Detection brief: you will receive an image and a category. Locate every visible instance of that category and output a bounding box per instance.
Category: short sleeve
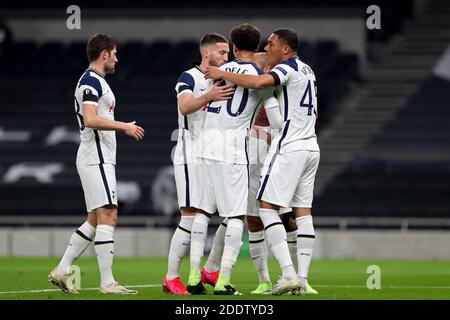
[269,65,290,86]
[175,72,195,97]
[79,76,102,106]
[82,87,99,105]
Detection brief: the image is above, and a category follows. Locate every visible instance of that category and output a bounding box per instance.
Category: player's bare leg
[95,205,136,294]
[214,215,245,296]
[48,212,97,294]
[247,215,272,294]
[293,207,318,295]
[259,201,299,295]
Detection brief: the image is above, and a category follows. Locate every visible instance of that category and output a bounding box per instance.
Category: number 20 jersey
[201,60,278,164]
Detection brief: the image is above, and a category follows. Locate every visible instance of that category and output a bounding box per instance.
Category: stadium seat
[316,76,450,217]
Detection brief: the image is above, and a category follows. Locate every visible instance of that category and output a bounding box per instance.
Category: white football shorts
[174,163,204,209]
[77,163,118,212]
[199,159,248,217]
[247,162,293,217]
[257,148,320,208]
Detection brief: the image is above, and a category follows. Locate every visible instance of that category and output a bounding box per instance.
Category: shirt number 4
[299,80,317,116]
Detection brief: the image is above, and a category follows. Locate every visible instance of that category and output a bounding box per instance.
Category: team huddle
[166,24,320,296]
[47,23,319,296]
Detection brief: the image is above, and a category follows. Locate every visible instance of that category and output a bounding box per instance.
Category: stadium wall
[2,228,450,259]
[0,228,171,257]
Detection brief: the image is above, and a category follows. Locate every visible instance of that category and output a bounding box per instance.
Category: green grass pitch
[1,257,450,300]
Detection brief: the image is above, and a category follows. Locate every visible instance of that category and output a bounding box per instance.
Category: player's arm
[259,88,283,130]
[81,88,144,141]
[252,96,282,145]
[83,105,144,141]
[264,98,283,130]
[205,66,275,89]
[178,82,234,116]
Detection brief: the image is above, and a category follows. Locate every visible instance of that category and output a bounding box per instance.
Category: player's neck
[198,60,209,73]
[281,52,298,61]
[88,63,106,77]
[235,51,255,63]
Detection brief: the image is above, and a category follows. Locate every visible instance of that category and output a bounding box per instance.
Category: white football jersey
[173,65,213,165]
[269,56,320,153]
[201,60,278,164]
[74,69,117,165]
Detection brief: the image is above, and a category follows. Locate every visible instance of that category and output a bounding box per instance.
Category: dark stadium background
[0,0,449,259]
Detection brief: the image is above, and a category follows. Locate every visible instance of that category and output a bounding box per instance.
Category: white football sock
[296,215,315,280]
[94,224,116,288]
[190,213,210,272]
[260,208,296,280]
[56,221,96,274]
[287,230,298,273]
[204,218,227,273]
[166,215,194,280]
[249,230,271,284]
[220,218,244,279]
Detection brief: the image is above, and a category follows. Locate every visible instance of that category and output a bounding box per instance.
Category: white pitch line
[2,284,450,295]
[0,284,160,295]
[315,284,450,289]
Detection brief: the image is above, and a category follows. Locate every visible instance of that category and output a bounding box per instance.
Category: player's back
[201,60,265,164]
[74,68,117,165]
[270,56,319,153]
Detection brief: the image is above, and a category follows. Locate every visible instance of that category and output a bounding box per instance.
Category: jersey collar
[87,68,105,78]
[195,65,205,74]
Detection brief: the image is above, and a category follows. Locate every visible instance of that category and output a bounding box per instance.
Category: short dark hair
[86,34,116,63]
[200,33,228,48]
[230,23,261,52]
[273,28,298,51]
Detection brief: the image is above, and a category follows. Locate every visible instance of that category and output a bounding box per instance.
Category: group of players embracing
[165,23,320,296]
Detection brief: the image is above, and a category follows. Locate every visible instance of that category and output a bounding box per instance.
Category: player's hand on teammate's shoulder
[263,66,272,73]
[206,81,235,101]
[204,66,223,80]
[123,121,145,141]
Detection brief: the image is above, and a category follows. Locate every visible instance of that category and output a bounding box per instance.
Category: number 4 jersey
[201,60,278,164]
[268,56,320,153]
